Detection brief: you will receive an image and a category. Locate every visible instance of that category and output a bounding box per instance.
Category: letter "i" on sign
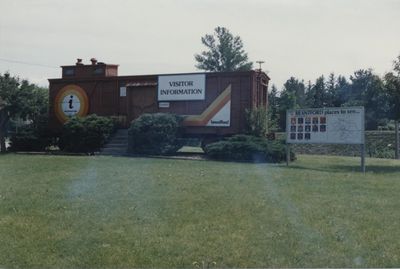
[69,95,74,109]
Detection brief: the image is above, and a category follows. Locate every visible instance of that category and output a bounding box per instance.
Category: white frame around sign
[286,107,365,145]
[157,74,206,101]
[285,106,366,172]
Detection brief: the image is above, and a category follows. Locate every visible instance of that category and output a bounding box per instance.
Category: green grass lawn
[0,153,399,268]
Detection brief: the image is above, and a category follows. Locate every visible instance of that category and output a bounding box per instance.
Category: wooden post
[395,121,399,160]
[361,144,366,173]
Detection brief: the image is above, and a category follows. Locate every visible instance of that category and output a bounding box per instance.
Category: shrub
[244,107,267,137]
[9,115,53,151]
[204,134,295,163]
[59,114,114,153]
[366,140,395,159]
[128,113,183,155]
[9,124,52,151]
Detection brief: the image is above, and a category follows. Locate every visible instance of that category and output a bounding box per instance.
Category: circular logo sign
[54,85,89,123]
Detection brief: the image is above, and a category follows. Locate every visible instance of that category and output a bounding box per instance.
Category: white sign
[159,102,170,108]
[61,94,81,117]
[158,74,205,101]
[120,87,126,97]
[206,101,231,127]
[286,107,365,144]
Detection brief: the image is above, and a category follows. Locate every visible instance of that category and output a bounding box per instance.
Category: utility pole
[256,60,265,71]
[255,61,265,108]
[396,121,399,159]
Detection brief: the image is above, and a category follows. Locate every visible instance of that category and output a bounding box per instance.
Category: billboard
[286,107,365,144]
[158,74,206,101]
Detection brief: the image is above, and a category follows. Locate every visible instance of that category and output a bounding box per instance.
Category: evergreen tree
[194,26,253,72]
[306,75,326,108]
[326,73,340,107]
[268,84,279,122]
[283,77,306,108]
[275,77,304,130]
[335,75,351,105]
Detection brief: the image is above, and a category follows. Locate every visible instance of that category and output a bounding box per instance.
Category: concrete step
[104,143,128,147]
[110,137,128,142]
[113,132,128,136]
[114,129,129,134]
[103,147,126,152]
[102,145,127,150]
[100,129,129,156]
[109,135,128,141]
[102,150,127,154]
[113,131,128,134]
[101,147,128,152]
[101,151,128,156]
[110,138,128,142]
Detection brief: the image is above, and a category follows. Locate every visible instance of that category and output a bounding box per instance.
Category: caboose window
[94,67,104,75]
[63,68,75,76]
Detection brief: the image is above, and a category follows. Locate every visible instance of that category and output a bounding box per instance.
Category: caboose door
[127,86,158,123]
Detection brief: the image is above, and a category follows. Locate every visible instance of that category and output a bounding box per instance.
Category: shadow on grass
[286,163,400,174]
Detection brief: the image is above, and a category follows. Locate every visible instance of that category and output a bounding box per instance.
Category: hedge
[204,134,295,163]
[58,114,114,153]
[128,113,183,155]
[9,124,52,151]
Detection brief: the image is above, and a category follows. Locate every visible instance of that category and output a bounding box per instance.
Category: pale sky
[0,0,399,89]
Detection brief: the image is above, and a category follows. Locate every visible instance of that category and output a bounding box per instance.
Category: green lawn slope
[0,154,399,268]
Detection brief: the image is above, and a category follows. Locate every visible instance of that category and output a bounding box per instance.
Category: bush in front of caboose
[204,134,295,163]
[9,115,53,152]
[128,113,183,155]
[58,114,114,153]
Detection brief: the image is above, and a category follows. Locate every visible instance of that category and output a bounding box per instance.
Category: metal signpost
[286,107,365,172]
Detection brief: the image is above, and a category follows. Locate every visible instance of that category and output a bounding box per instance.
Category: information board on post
[285,107,365,172]
[286,107,365,144]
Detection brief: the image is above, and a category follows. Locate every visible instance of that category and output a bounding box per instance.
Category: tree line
[193,27,400,132]
[268,56,400,131]
[1,26,399,153]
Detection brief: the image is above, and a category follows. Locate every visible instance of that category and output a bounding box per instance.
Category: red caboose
[48,59,270,141]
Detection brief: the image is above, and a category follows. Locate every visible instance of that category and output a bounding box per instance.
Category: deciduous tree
[0,73,48,152]
[384,55,400,158]
[385,55,400,121]
[347,69,389,130]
